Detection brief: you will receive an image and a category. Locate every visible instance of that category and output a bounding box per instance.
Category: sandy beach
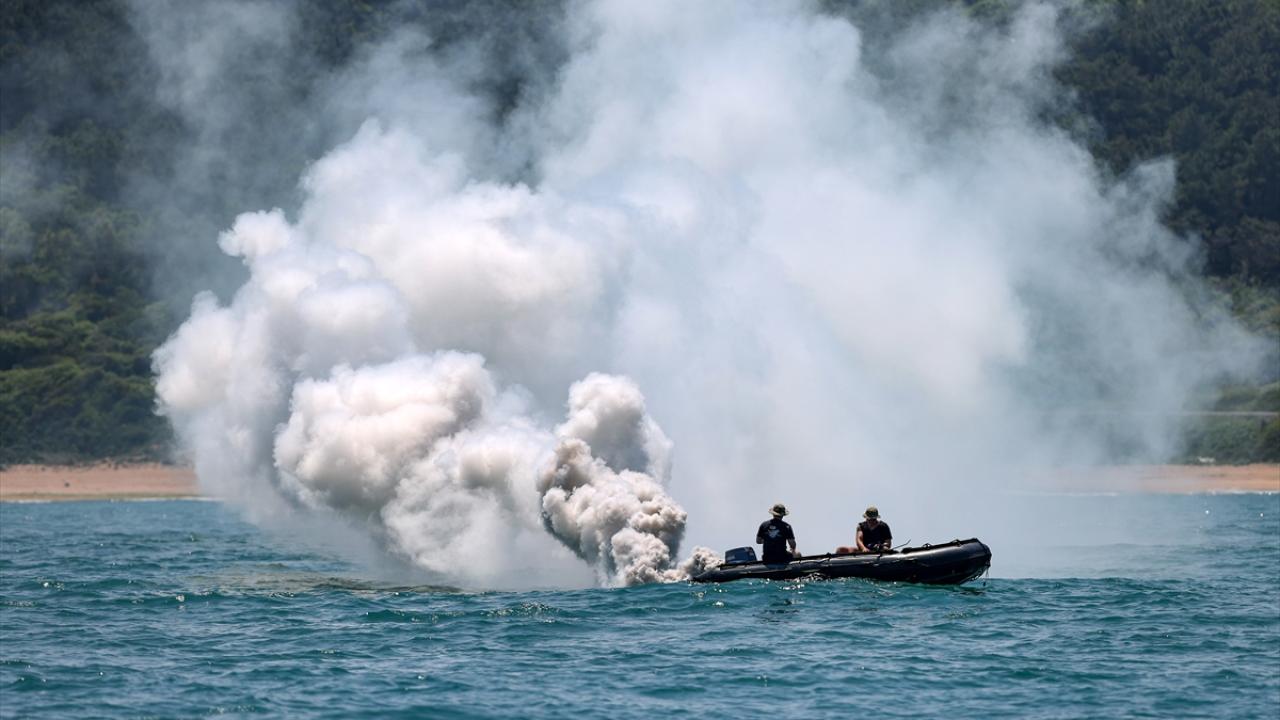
[1042,464,1279,494]
[0,464,199,501]
[0,462,1275,501]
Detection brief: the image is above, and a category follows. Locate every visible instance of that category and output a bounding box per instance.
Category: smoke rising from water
[153,0,1262,585]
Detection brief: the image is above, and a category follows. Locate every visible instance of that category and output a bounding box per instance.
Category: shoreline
[1,462,1276,502]
[0,463,199,502]
[1040,464,1278,495]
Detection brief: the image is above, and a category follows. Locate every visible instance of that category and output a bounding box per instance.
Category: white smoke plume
[154,203,698,586]
[536,374,715,585]
[153,0,1263,584]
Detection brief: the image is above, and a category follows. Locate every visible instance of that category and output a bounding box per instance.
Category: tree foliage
[1,0,176,462]
[1057,0,1280,286]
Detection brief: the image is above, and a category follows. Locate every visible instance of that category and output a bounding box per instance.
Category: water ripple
[2,497,1278,718]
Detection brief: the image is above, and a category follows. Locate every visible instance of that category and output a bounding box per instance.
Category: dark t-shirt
[858,520,892,550]
[757,517,795,563]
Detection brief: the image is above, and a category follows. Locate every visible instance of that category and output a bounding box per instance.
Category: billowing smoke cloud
[153,0,1262,584]
[538,374,721,584]
[154,202,704,586]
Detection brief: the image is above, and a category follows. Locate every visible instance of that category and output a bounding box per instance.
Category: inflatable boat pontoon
[691,538,991,585]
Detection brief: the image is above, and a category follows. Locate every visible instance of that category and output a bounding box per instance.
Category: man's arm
[787,538,797,555]
[856,527,869,553]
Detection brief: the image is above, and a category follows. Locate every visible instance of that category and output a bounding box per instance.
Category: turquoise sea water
[2,494,1277,718]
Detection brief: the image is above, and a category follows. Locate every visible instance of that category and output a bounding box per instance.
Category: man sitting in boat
[835,506,892,554]
[757,503,798,563]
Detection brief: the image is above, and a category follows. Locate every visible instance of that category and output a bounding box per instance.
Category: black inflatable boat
[691,538,991,585]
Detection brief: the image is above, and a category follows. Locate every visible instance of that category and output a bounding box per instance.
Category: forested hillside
[1,0,395,462]
[1,0,1277,464]
[1,0,172,461]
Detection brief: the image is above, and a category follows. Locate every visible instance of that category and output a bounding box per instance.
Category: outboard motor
[724,546,758,564]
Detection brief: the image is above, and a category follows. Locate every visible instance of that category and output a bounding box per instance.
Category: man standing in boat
[757,503,798,563]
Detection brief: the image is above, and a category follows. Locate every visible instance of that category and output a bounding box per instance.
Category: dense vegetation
[1,1,169,462]
[1,0,1277,464]
[0,0,394,463]
[1062,0,1280,286]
